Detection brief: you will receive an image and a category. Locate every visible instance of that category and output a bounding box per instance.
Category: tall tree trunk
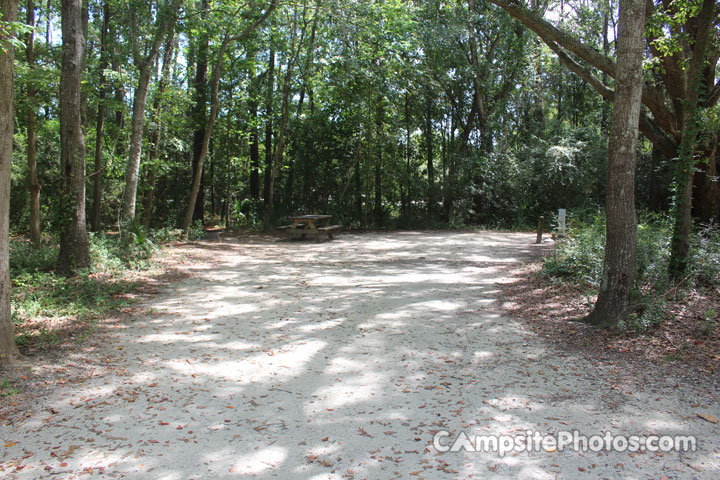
[120,66,153,223]
[425,94,435,216]
[26,0,41,248]
[263,59,297,231]
[374,105,383,226]
[600,9,610,134]
[286,3,319,210]
[120,10,172,225]
[91,0,110,232]
[0,0,22,363]
[401,93,411,218]
[191,0,209,224]
[183,36,231,237]
[585,0,646,329]
[668,0,715,278]
[355,148,362,223]
[182,1,277,237]
[57,0,91,275]
[249,100,260,198]
[263,47,275,205]
[142,33,175,229]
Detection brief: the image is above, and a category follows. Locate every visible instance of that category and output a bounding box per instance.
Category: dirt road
[2,232,718,478]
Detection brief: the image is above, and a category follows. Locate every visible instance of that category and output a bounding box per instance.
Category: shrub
[9,241,57,275]
[542,211,720,332]
[690,223,720,286]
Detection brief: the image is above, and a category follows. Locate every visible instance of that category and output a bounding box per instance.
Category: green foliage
[9,241,58,275]
[0,378,18,397]
[542,211,606,285]
[187,221,205,241]
[621,290,666,333]
[543,212,720,332]
[8,228,177,351]
[232,198,264,230]
[690,224,720,285]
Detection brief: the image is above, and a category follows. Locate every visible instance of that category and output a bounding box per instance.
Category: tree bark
[190,0,209,224]
[0,0,23,363]
[374,101,383,225]
[26,0,41,248]
[249,99,260,198]
[263,47,275,205]
[57,0,91,275]
[141,33,175,229]
[263,58,298,231]
[91,0,110,232]
[120,7,173,224]
[120,65,154,224]
[585,0,646,329]
[668,0,715,278]
[424,93,434,215]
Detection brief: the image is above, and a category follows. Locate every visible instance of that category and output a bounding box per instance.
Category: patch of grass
[661,354,683,363]
[0,378,18,396]
[9,231,169,354]
[701,309,717,337]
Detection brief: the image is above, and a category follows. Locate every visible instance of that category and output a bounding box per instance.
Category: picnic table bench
[277,215,341,241]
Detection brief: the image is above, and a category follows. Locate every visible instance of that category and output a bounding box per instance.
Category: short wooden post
[536,216,544,244]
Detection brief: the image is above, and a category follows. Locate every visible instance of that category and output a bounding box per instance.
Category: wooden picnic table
[277,214,341,241]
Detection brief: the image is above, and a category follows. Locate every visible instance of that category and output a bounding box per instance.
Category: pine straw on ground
[499,245,720,394]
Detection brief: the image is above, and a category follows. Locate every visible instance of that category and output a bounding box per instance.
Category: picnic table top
[288,214,332,221]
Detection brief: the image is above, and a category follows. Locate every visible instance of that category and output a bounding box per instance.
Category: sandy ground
[1,231,719,479]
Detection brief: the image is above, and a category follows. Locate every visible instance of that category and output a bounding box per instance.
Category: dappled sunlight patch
[642,416,693,432]
[308,371,387,411]
[163,339,326,383]
[410,299,463,312]
[225,446,287,474]
[473,350,495,361]
[136,332,217,344]
[101,412,126,424]
[297,318,347,332]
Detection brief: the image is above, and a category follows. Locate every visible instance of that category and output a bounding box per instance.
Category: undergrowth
[8,226,185,352]
[542,211,720,332]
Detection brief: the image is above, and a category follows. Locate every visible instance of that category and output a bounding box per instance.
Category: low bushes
[542,211,720,331]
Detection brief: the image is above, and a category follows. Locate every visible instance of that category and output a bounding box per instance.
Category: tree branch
[548,40,677,158]
[229,0,279,42]
[487,0,617,77]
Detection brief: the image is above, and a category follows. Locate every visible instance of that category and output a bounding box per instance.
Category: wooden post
[536,216,544,244]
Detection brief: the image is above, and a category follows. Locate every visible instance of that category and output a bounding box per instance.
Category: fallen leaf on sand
[697,413,718,424]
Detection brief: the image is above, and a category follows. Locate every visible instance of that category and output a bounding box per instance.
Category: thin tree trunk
[401,93,410,218]
[183,36,232,237]
[264,59,297,231]
[425,93,434,216]
[183,2,277,237]
[249,100,260,198]
[0,0,23,363]
[120,10,173,225]
[26,0,41,248]
[263,47,275,205]
[585,0,646,329]
[142,33,175,229]
[191,0,209,224]
[91,0,110,232]
[120,66,153,223]
[57,0,91,275]
[355,147,362,223]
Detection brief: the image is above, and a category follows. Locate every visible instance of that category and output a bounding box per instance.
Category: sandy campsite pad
[2,231,719,478]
